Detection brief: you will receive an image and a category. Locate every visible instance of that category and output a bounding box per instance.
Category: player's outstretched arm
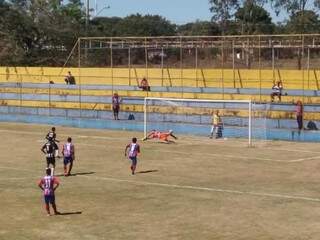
[142,135,149,141]
[124,145,129,156]
[170,133,178,139]
[142,131,154,141]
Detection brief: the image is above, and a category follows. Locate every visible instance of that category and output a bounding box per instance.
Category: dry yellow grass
[1,122,320,240]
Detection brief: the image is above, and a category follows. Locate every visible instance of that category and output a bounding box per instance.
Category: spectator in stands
[65,71,76,85]
[139,77,150,91]
[270,81,283,102]
[295,100,304,132]
[112,92,121,120]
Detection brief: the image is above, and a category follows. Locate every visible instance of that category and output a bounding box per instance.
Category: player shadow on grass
[135,170,158,174]
[55,172,95,177]
[58,211,82,216]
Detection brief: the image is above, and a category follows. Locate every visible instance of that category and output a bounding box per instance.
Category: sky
[91,0,286,25]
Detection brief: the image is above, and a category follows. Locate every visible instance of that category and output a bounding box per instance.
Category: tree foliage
[286,10,320,33]
[235,1,274,34]
[209,0,239,33]
[111,14,176,36]
[270,0,320,15]
[177,21,221,36]
[0,0,320,66]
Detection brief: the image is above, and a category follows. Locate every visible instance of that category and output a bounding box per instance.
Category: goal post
[143,97,254,146]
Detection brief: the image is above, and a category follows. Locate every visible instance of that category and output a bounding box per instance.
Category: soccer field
[1,122,320,240]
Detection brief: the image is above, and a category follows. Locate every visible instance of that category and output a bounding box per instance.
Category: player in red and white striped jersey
[124,137,140,175]
[38,168,60,216]
[62,137,75,176]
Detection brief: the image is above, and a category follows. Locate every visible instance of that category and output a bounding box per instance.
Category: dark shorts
[46,157,55,166]
[129,156,137,165]
[113,106,119,113]
[63,156,73,165]
[44,195,55,204]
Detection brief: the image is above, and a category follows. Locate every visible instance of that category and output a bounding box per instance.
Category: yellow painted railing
[0,87,318,104]
[0,67,319,90]
[1,99,319,120]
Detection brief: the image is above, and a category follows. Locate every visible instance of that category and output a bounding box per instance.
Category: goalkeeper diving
[142,129,178,143]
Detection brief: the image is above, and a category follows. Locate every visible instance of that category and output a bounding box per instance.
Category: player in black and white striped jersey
[41,137,58,175]
[46,127,60,158]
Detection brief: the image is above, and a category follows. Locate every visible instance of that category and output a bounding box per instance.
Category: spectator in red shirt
[112,93,121,120]
[295,100,303,132]
[139,77,150,91]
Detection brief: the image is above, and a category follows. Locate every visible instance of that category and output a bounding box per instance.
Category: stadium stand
[0,67,319,141]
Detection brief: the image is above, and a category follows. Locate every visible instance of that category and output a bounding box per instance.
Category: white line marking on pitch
[66,142,283,162]
[80,175,320,203]
[38,138,318,163]
[1,128,319,163]
[288,156,320,162]
[2,164,320,203]
[267,147,320,154]
[59,142,312,163]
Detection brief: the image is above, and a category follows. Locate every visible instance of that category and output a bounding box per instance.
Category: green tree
[271,0,320,15]
[114,14,176,36]
[235,1,274,34]
[90,17,122,37]
[286,10,320,33]
[270,0,320,33]
[0,0,86,65]
[209,0,269,34]
[177,21,221,36]
[0,0,38,64]
[209,0,239,34]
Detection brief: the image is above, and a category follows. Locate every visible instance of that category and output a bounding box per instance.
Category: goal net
[143,97,268,146]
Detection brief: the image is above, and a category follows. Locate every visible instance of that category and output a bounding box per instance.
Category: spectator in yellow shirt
[210,110,223,139]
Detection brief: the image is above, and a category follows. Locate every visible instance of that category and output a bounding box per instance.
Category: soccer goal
[143,97,268,146]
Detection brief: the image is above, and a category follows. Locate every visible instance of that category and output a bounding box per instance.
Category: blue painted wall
[0,107,319,142]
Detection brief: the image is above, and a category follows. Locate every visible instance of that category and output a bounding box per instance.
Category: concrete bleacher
[1,66,320,90]
[0,67,319,141]
[1,82,320,104]
[0,82,320,119]
[0,82,320,124]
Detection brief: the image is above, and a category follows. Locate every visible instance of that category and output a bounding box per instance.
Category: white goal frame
[143,97,252,146]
